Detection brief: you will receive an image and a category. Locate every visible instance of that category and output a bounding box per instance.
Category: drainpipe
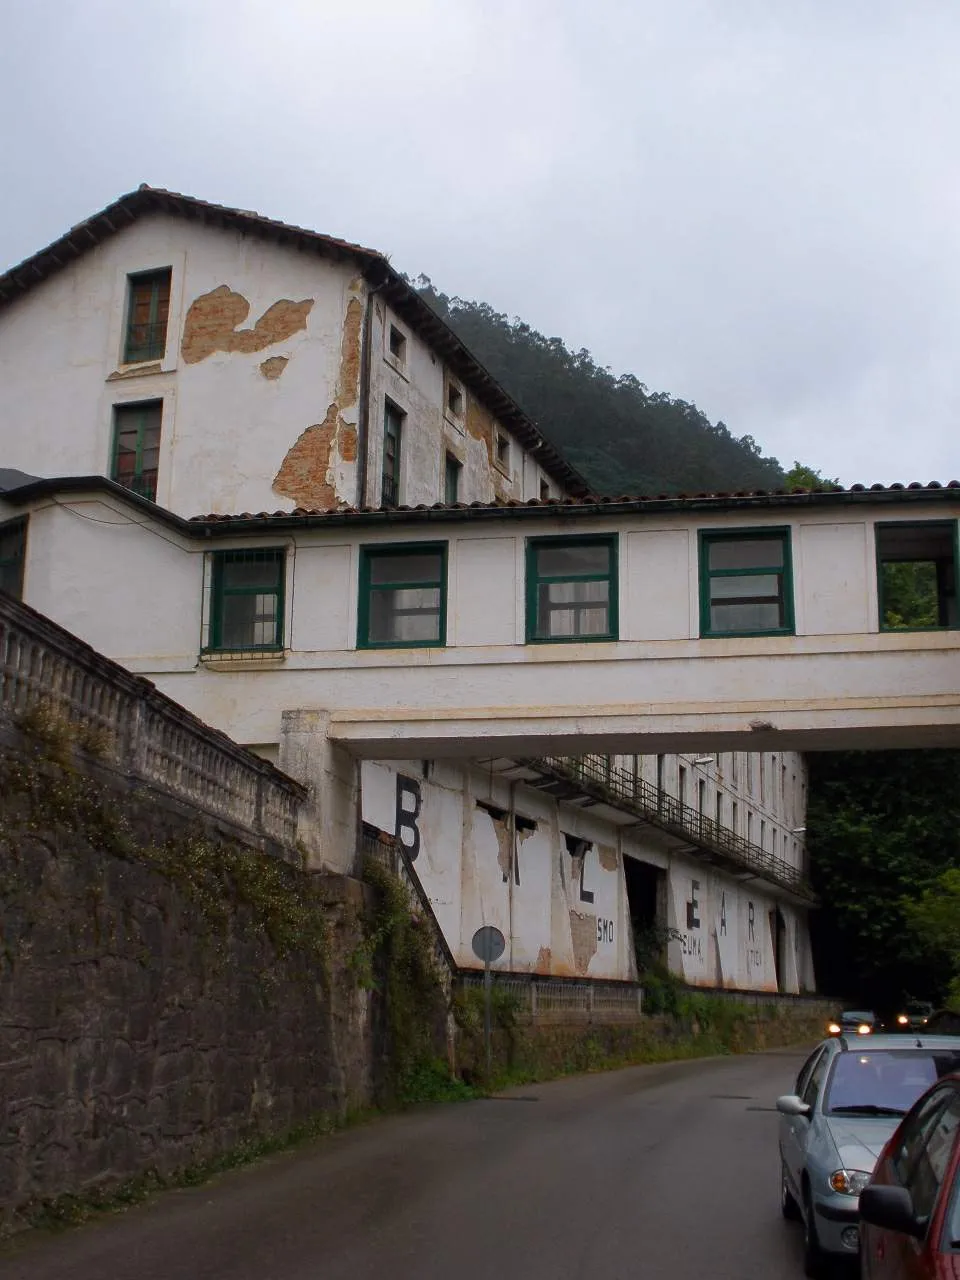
[355,275,387,509]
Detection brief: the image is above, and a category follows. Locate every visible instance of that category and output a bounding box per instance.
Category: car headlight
[827,1022,841,1034]
[897,1014,909,1025]
[857,1023,872,1035]
[829,1169,872,1195]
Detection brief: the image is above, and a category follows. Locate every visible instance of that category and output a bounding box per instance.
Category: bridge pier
[279,710,360,873]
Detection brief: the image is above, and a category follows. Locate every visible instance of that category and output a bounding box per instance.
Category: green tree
[807,750,960,1006]
[902,869,960,1008]
[784,461,842,492]
[412,277,787,496]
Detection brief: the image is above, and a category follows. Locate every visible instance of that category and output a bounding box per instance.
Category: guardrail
[526,754,814,899]
[0,592,306,853]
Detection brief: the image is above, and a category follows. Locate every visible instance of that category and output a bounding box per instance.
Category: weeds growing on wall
[0,715,331,982]
[358,855,468,1104]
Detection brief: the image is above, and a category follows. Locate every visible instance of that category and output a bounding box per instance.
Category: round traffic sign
[471,925,506,964]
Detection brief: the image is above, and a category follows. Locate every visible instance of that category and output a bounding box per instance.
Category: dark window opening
[358,543,447,649]
[382,402,404,507]
[124,268,171,364]
[877,522,957,630]
[0,518,27,599]
[112,401,162,501]
[447,382,464,417]
[388,325,406,362]
[495,431,510,468]
[209,548,285,652]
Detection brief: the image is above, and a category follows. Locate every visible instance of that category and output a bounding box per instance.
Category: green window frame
[0,517,27,600]
[358,542,447,649]
[111,401,163,501]
[699,527,794,637]
[382,401,403,507]
[208,549,285,653]
[444,453,461,505]
[875,521,958,631]
[124,268,171,364]
[525,535,618,643]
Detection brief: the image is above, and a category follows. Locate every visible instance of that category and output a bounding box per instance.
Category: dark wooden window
[382,402,403,507]
[0,518,27,599]
[111,401,162,501]
[124,269,171,363]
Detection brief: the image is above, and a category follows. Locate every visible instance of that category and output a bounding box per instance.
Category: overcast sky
[2,0,958,486]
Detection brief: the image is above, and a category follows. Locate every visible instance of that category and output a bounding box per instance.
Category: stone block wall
[0,729,377,1228]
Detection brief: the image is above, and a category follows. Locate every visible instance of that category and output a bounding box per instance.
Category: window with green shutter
[208,549,285,652]
[699,528,794,636]
[111,401,163,501]
[358,543,447,648]
[525,536,618,642]
[444,453,461,505]
[0,518,26,600]
[124,269,171,363]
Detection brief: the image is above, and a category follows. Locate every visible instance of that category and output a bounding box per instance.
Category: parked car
[778,1033,960,1276]
[827,1010,878,1036]
[859,1070,960,1276]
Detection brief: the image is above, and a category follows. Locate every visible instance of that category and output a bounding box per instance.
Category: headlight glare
[829,1169,872,1195]
[857,1024,872,1035]
[827,1022,841,1034]
[897,1014,909,1025]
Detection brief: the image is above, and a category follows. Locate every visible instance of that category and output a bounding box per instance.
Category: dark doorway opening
[624,856,666,974]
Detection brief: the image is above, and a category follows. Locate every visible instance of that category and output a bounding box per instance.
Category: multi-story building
[0,186,815,992]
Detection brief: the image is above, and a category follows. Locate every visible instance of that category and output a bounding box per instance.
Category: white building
[0,186,818,992]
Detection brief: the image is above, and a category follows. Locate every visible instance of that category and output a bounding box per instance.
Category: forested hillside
[415,278,787,495]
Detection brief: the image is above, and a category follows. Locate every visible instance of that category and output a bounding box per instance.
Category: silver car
[777,1033,960,1276]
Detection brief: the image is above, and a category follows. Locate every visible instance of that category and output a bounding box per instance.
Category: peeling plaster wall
[360,759,808,990]
[0,213,366,517]
[366,304,547,508]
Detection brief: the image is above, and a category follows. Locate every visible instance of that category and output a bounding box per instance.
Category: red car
[860,1070,960,1277]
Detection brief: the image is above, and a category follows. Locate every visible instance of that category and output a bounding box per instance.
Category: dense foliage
[807,750,960,1007]
[414,278,788,495]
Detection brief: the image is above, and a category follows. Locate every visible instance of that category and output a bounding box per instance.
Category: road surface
[1,1047,828,1280]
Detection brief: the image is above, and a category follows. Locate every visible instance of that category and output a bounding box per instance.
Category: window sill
[199,650,287,671]
[107,362,167,381]
[384,353,409,381]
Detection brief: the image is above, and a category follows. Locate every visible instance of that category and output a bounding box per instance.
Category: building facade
[0,187,818,992]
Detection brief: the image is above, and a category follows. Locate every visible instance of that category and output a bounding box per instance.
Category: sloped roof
[2,473,958,539]
[0,185,591,499]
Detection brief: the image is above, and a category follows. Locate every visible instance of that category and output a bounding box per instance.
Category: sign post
[471,925,506,1076]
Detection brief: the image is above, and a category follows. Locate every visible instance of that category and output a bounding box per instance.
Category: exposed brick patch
[181,286,313,364]
[597,845,618,872]
[272,405,339,508]
[466,394,509,501]
[259,356,289,380]
[272,291,364,508]
[569,909,599,975]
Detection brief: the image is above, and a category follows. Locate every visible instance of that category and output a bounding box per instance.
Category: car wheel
[802,1186,824,1278]
[781,1160,801,1221]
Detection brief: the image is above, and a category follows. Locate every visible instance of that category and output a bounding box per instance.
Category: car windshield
[825,1051,960,1116]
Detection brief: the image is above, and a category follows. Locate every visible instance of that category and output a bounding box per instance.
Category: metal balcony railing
[525,754,815,900]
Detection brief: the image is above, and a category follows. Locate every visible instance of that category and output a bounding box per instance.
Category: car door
[782,1046,828,1198]
[866,1084,960,1277]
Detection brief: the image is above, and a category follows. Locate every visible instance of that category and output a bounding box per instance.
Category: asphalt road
[1,1048,834,1280]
